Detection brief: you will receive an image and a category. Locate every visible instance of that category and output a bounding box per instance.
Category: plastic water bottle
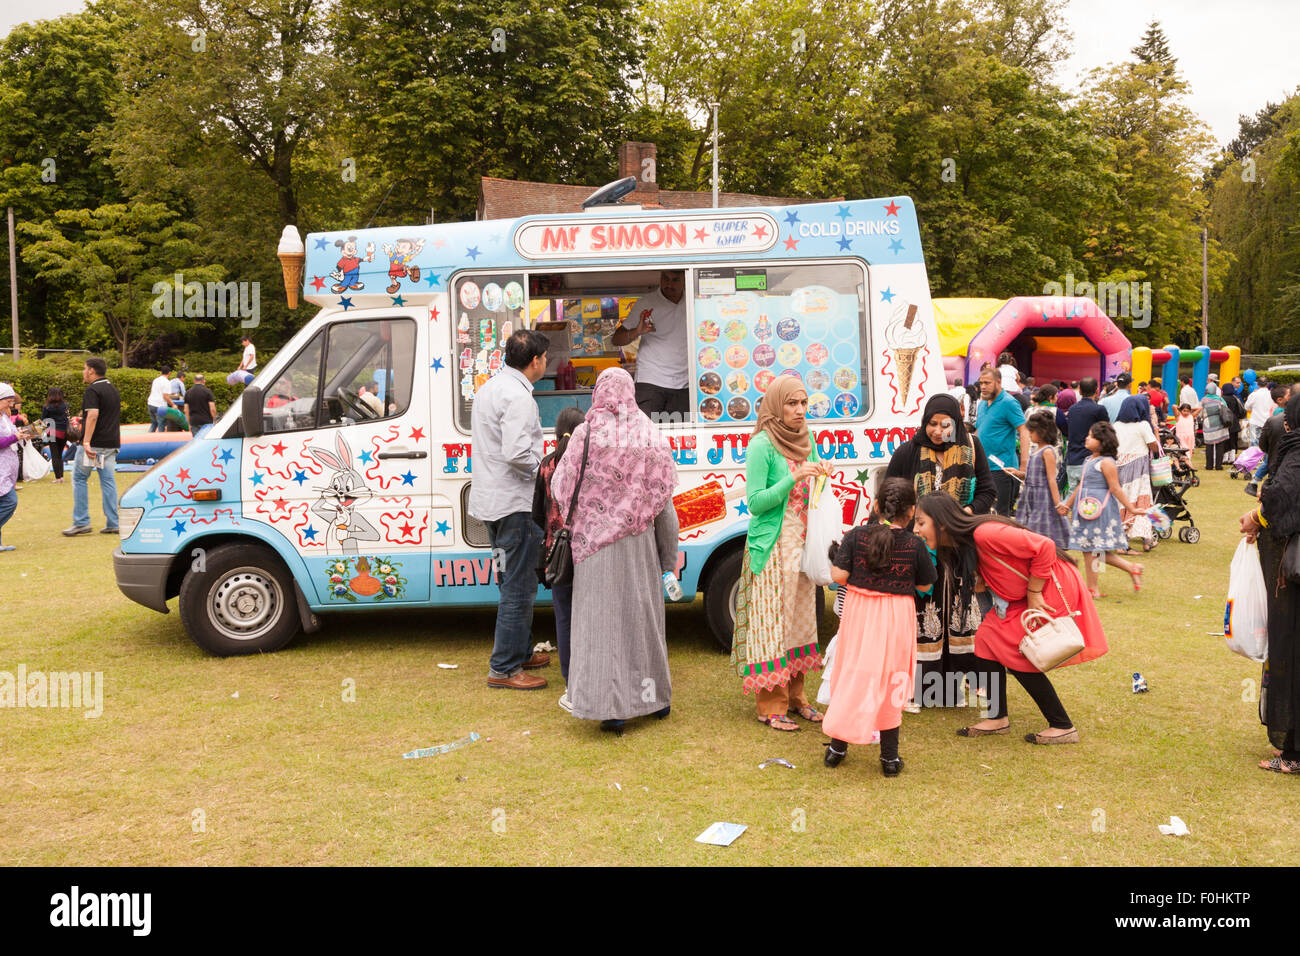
[662,572,683,601]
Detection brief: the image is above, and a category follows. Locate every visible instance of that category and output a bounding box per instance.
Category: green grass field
[1,454,1294,866]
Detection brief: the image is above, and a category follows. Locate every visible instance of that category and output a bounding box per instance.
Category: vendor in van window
[611,270,689,424]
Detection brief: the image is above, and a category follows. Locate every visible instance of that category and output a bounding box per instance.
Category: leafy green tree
[21,203,225,365]
[333,0,640,223]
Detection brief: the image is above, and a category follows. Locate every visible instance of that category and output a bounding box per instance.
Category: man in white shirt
[1245,382,1275,446]
[228,335,257,386]
[611,270,688,423]
[948,376,970,421]
[469,329,552,691]
[1178,375,1199,411]
[147,366,174,433]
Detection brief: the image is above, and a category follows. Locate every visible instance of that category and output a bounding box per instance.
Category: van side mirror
[241,385,264,438]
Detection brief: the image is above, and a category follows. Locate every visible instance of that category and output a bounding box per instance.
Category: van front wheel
[179,543,300,656]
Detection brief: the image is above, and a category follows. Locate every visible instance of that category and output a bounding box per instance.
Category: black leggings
[49,438,66,479]
[969,653,1072,729]
[831,726,900,761]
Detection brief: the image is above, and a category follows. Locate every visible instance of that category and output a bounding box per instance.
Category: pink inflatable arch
[962,296,1132,386]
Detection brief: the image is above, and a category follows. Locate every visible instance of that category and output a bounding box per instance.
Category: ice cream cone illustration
[885,303,925,406]
[278,225,306,310]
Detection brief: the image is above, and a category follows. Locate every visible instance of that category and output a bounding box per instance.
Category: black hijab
[917,394,970,450]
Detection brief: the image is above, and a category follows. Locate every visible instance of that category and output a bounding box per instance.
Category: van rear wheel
[702,548,824,652]
[179,543,300,656]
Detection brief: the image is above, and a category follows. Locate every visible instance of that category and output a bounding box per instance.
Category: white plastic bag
[1225,539,1267,662]
[816,633,837,706]
[20,440,50,481]
[800,477,841,586]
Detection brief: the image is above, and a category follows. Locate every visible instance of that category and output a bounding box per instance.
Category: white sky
[4,0,1297,147]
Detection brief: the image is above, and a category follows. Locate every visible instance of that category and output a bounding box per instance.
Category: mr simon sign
[514,212,780,260]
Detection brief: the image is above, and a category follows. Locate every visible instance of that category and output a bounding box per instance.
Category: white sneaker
[558,692,573,713]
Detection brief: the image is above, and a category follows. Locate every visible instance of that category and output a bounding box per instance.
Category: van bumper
[113,548,173,613]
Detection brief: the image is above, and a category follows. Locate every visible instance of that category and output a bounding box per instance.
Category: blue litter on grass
[402,731,481,760]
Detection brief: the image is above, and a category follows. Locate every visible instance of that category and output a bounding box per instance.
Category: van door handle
[377,451,428,460]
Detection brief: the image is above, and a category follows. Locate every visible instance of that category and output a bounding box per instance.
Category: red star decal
[694,227,708,242]
[176,468,191,481]
[783,236,799,251]
[399,521,415,537]
[271,441,287,456]
[884,200,900,216]
[429,306,440,321]
[274,497,288,511]
[310,276,326,291]
[409,427,426,442]
[752,224,768,239]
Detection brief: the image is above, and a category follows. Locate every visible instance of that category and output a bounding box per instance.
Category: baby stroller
[1229,445,1264,480]
[1158,425,1199,488]
[1153,465,1200,543]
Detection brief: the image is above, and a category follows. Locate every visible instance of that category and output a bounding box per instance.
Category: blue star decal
[880,287,896,303]
[837,236,852,251]
[889,238,904,255]
[424,272,441,288]
[338,296,354,311]
[735,500,750,516]
[171,520,187,536]
[218,448,234,464]
[435,520,450,536]
[390,294,406,307]
[292,469,308,486]
[145,489,160,505]
[400,470,417,486]
[430,357,444,372]
[357,450,374,465]
[466,246,480,260]
[302,524,318,541]
[249,472,265,486]
[836,205,852,220]
[784,210,801,225]
[314,237,329,250]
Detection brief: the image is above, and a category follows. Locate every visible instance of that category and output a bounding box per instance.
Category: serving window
[691,262,870,423]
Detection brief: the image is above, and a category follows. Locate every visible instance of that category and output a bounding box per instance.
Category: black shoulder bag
[542,430,590,588]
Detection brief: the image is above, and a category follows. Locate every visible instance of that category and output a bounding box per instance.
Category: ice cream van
[113,182,943,655]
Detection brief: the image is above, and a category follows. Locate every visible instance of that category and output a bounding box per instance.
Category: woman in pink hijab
[552,368,680,735]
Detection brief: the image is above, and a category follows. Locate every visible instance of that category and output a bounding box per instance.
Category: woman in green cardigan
[731,376,833,731]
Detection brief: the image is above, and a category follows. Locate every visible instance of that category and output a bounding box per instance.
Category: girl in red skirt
[824,478,937,776]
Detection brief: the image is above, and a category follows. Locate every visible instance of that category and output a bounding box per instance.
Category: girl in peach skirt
[824,478,937,776]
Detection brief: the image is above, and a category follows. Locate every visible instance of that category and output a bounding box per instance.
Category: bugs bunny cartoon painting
[308,433,381,554]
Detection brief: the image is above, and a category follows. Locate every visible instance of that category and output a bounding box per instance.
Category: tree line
[0,0,1294,363]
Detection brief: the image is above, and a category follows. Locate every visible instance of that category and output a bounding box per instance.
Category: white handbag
[989,554,1086,671]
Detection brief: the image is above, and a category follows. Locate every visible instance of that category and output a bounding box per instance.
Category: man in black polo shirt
[64,357,122,536]
[183,373,219,437]
[1065,377,1109,492]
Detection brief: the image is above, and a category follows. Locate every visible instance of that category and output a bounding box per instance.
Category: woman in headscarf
[731,376,832,732]
[885,394,995,707]
[1221,382,1247,464]
[1114,395,1159,551]
[1201,385,1232,470]
[1240,394,1300,773]
[551,368,679,735]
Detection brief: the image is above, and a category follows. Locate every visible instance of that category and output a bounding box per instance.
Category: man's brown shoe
[521,652,551,669]
[487,672,548,690]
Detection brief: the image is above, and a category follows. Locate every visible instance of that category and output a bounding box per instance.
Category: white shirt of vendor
[243,342,258,371]
[621,290,688,391]
[1179,384,1198,408]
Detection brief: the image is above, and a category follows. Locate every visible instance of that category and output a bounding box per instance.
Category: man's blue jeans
[483,512,541,677]
[0,487,17,545]
[148,405,165,433]
[72,447,119,529]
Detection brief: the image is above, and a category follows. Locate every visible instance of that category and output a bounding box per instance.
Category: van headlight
[119,508,144,538]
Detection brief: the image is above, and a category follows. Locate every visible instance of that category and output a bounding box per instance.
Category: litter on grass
[696,822,747,846]
[1158,816,1190,836]
[230,691,239,699]
[402,731,481,760]
[1132,672,1149,693]
[437,663,458,669]
[759,758,796,770]
[533,641,557,653]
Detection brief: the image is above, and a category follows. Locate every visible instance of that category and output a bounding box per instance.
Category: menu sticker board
[693,285,862,422]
